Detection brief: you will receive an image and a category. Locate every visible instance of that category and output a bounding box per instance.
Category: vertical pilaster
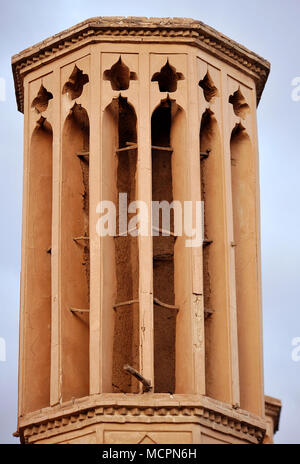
[230,84,264,416]
[18,75,29,417]
[89,47,103,394]
[250,87,265,416]
[50,66,62,406]
[188,51,206,395]
[137,51,154,387]
[220,69,240,408]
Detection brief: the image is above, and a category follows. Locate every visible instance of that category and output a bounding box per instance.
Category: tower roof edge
[12,16,270,113]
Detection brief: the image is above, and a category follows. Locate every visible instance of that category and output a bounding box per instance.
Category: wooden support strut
[113,298,179,312]
[152,226,177,238]
[153,297,179,312]
[204,307,214,319]
[200,149,211,159]
[114,226,138,238]
[123,364,152,392]
[151,145,173,152]
[73,236,90,242]
[113,299,139,310]
[76,151,89,159]
[115,226,177,238]
[116,144,138,153]
[153,253,173,261]
[70,308,90,314]
[126,141,137,146]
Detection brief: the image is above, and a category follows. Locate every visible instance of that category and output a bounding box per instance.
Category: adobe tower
[12,17,280,444]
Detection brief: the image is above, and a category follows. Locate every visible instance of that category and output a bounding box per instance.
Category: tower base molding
[18,394,266,444]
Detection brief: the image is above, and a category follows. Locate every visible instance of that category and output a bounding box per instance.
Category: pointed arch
[151,97,187,394]
[101,96,140,393]
[229,88,250,119]
[62,65,89,100]
[151,59,184,93]
[23,117,53,413]
[151,98,175,393]
[103,56,137,91]
[230,123,262,415]
[199,71,219,102]
[200,109,232,403]
[31,84,53,113]
[61,103,90,401]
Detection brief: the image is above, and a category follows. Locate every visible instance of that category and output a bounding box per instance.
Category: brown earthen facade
[12,17,281,444]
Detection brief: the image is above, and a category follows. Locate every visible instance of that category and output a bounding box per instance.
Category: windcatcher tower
[12,17,277,444]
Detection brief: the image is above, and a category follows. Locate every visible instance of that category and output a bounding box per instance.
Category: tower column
[89,47,103,394]
[50,65,62,406]
[137,51,154,387]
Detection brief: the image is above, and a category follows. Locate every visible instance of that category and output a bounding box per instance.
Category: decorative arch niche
[200,109,232,403]
[151,59,184,93]
[61,103,90,401]
[199,71,219,102]
[229,87,250,119]
[62,65,89,100]
[151,96,187,394]
[31,84,53,113]
[23,117,53,413]
[101,96,139,394]
[103,56,137,91]
[230,123,260,414]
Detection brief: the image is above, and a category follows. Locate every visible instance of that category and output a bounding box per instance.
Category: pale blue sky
[0,0,299,444]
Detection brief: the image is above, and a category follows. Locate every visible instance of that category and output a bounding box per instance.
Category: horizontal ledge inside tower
[70,308,90,314]
[112,298,179,312]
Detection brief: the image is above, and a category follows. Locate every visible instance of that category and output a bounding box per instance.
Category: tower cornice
[12,16,270,113]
